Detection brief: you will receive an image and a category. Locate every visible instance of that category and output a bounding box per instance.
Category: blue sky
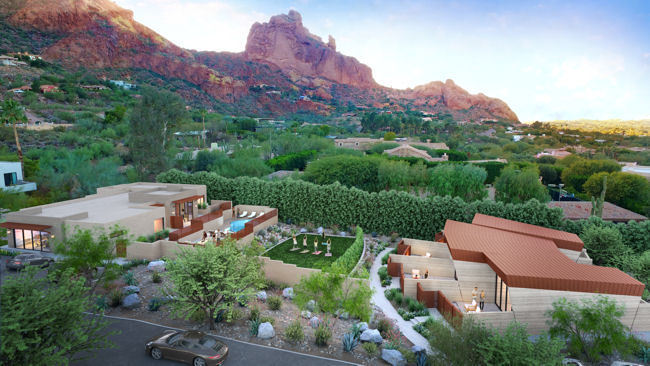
[115,0,650,121]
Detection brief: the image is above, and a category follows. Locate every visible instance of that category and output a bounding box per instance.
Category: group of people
[292,233,332,255]
[201,230,227,243]
[471,286,486,311]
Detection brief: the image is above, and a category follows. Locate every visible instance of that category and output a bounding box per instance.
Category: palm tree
[0,98,27,178]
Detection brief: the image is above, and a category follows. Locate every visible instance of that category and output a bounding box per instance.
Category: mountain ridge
[0,0,518,121]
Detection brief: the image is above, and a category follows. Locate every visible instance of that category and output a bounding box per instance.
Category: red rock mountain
[0,0,518,121]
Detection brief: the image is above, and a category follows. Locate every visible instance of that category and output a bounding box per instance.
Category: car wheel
[193,357,206,366]
[150,347,163,360]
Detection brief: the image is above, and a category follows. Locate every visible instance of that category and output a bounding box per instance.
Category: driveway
[72,316,360,366]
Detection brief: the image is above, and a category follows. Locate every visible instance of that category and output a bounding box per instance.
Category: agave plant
[416,350,428,366]
[249,318,261,337]
[342,332,358,352]
[349,323,362,340]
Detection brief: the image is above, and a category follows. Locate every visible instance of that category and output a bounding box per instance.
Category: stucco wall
[454,260,497,303]
[632,302,650,332]
[404,239,452,259]
[389,254,455,278]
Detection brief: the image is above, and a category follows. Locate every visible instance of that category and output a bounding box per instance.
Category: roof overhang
[0,222,52,231]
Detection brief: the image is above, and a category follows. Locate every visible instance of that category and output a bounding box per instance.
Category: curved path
[370,247,432,354]
[72,315,360,366]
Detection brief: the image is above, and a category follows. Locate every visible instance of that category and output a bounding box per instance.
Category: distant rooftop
[548,201,647,222]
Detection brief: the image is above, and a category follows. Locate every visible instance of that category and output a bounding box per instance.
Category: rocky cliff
[244,10,377,89]
[0,2,519,121]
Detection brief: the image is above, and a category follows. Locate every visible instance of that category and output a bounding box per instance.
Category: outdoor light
[425,252,431,258]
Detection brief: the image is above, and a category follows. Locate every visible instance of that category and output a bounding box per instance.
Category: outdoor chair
[239,211,248,218]
[247,212,256,218]
[256,212,264,218]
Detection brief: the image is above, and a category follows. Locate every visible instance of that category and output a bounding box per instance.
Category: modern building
[383,144,448,162]
[548,201,647,222]
[334,138,448,151]
[387,213,649,333]
[0,161,37,193]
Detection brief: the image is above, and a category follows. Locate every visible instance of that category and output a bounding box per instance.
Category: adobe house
[387,213,649,333]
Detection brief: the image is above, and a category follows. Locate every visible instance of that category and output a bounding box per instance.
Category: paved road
[73,316,359,366]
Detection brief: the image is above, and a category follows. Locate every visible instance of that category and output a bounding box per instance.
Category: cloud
[113,0,267,52]
[552,55,624,89]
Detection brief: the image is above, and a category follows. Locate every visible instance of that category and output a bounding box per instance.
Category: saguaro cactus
[590,175,607,218]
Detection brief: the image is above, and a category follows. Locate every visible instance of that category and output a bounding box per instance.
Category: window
[495,274,511,312]
[4,172,17,186]
[12,229,51,252]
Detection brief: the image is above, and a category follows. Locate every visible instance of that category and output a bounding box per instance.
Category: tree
[584,171,650,215]
[164,239,265,329]
[383,131,396,141]
[429,164,487,202]
[1,266,115,365]
[580,223,631,269]
[52,226,128,289]
[194,150,219,172]
[560,158,620,193]
[494,167,550,204]
[129,87,187,179]
[104,105,126,125]
[547,296,635,362]
[294,264,373,323]
[0,98,27,178]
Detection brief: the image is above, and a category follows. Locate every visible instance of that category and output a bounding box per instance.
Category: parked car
[6,253,55,270]
[145,330,228,366]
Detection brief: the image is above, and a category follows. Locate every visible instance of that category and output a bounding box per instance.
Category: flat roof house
[0,161,37,193]
[548,201,647,222]
[387,213,649,333]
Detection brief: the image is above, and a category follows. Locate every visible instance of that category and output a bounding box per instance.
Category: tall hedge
[333,226,364,273]
[157,169,567,239]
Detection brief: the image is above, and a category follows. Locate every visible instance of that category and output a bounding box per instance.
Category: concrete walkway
[370,247,433,354]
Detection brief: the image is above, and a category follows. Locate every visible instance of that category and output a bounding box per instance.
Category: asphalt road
[72,316,360,366]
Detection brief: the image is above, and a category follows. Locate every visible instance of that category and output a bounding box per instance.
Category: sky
[113,0,650,122]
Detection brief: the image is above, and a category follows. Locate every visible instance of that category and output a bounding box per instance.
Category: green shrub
[249,304,260,321]
[0,249,18,257]
[95,296,108,312]
[378,266,389,281]
[109,289,123,307]
[259,315,275,325]
[148,298,163,311]
[362,341,378,357]
[314,323,332,346]
[226,308,244,323]
[350,323,362,340]
[151,271,162,283]
[284,319,305,343]
[189,309,206,322]
[122,271,138,286]
[249,319,261,336]
[376,318,391,336]
[381,249,396,265]
[268,295,282,311]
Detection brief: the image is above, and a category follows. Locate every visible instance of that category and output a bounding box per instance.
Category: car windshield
[15,255,28,260]
[199,337,222,351]
[167,333,182,344]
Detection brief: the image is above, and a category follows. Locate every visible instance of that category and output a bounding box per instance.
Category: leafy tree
[584,171,650,215]
[266,150,317,171]
[294,264,373,322]
[429,164,487,202]
[494,167,550,204]
[194,150,219,172]
[52,226,128,289]
[377,159,411,191]
[384,131,396,141]
[164,239,265,329]
[303,155,382,192]
[536,155,557,164]
[129,87,186,179]
[367,142,399,155]
[547,296,636,362]
[560,158,620,192]
[1,266,115,365]
[538,164,561,185]
[580,223,631,269]
[0,98,27,177]
[104,105,126,125]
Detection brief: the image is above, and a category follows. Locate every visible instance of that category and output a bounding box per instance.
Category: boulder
[317,226,324,234]
[309,316,321,328]
[256,290,267,302]
[122,285,140,294]
[339,231,347,237]
[147,260,166,272]
[306,299,316,312]
[335,309,349,320]
[257,322,275,339]
[360,329,383,344]
[122,293,142,309]
[282,287,294,299]
[411,345,425,354]
[300,310,311,319]
[381,349,406,366]
[357,322,368,332]
[300,228,307,233]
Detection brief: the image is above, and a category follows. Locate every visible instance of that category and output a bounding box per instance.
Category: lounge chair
[223,228,231,235]
[239,211,248,218]
[256,212,264,218]
[247,212,256,218]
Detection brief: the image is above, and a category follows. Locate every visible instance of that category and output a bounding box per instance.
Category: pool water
[230,219,251,232]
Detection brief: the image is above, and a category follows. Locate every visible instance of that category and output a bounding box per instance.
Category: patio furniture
[256,212,265,218]
[247,212,256,218]
[239,211,248,218]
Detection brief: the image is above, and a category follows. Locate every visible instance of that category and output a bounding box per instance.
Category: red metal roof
[471,213,584,251]
[548,201,647,222]
[444,219,644,297]
[0,222,52,231]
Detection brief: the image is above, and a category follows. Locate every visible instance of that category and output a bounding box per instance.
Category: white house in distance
[0,162,36,193]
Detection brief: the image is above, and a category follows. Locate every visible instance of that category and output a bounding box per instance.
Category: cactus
[342,332,358,352]
[416,351,428,366]
[590,175,607,218]
[249,318,261,336]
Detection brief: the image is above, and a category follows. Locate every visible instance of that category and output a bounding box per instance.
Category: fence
[416,282,438,308]
[386,256,404,277]
[437,290,463,327]
[396,240,411,256]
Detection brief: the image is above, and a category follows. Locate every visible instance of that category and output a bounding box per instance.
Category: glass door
[495,274,511,311]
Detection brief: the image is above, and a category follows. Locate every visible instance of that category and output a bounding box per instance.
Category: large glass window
[495,274,511,312]
[14,229,24,249]
[23,230,33,250]
[4,172,17,186]
[12,229,51,251]
[154,217,164,232]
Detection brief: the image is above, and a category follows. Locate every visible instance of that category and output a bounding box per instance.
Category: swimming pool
[230,219,251,232]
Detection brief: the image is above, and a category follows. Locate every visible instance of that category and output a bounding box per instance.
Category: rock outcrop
[244,10,377,89]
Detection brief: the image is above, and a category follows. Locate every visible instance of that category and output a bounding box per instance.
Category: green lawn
[263,234,356,270]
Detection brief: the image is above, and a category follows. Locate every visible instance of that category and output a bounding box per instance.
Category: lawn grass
[263,234,356,270]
